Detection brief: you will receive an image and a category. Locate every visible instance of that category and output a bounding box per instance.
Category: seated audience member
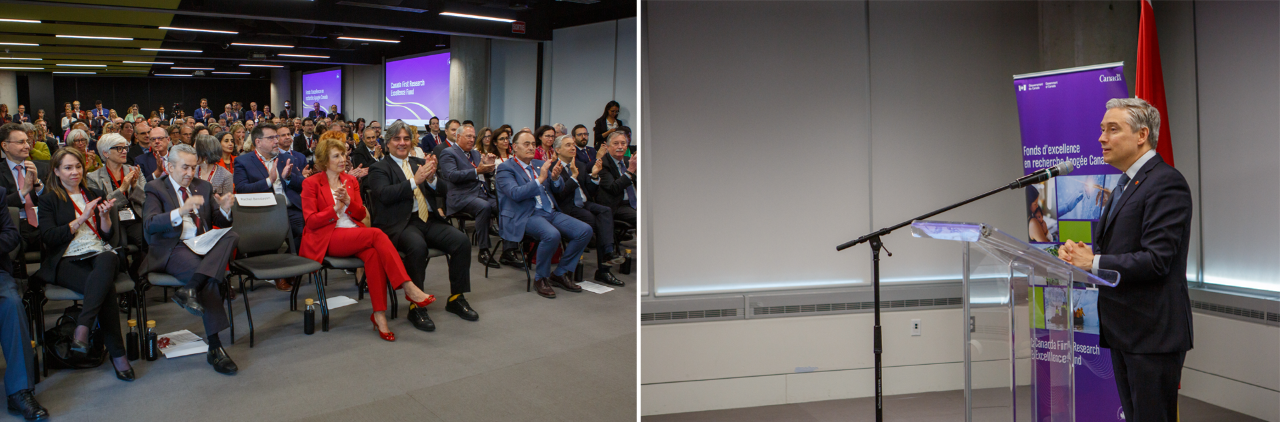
[214,132,236,172]
[419,116,444,152]
[350,127,384,171]
[36,148,134,382]
[434,119,460,156]
[572,124,596,164]
[532,125,556,161]
[65,129,100,172]
[495,131,592,299]
[405,124,426,159]
[438,124,502,268]
[177,124,194,146]
[593,100,624,150]
[143,144,240,375]
[194,134,234,195]
[367,121,478,327]
[327,105,343,122]
[135,126,171,182]
[11,105,29,124]
[122,120,142,164]
[124,105,143,125]
[275,124,309,179]
[301,136,438,341]
[493,127,514,166]
[595,131,638,226]
[550,135,626,286]
[0,186,46,420]
[553,123,567,138]
[230,123,247,153]
[366,120,383,146]
[293,118,318,160]
[244,102,261,123]
[22,123,50,162]
[233,124,305,291]
[0,123,49,256]
[88,134,147,272]
[261,105,274,121]
[195,127,210,138]
[36,119,57,148]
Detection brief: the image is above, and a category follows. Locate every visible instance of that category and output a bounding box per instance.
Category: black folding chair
[227,194,324,347]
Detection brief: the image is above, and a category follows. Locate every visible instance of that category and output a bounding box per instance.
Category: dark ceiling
[0,0,634,78]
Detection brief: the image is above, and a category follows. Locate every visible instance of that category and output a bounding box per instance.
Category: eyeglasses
[149,136,170,141]
[259,135,280,141]
[110,146,128,153]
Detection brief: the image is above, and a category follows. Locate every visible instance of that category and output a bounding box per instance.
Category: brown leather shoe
[549,273,583,293]
[534,277,556,298]
[275,278,293,291]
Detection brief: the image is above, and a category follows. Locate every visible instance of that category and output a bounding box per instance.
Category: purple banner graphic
[303,69,342,115]
[1016,64,1127,421]
[385,52,450,127]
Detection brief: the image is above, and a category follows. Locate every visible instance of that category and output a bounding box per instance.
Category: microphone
[1009,161,1075,189]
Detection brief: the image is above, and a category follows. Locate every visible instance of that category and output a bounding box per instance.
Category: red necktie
[14,165,36,227]
[179,187,202,233]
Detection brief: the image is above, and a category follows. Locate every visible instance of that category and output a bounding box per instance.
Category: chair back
[230,194,291,255]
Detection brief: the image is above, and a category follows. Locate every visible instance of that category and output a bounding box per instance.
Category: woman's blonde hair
[313,131,349,172]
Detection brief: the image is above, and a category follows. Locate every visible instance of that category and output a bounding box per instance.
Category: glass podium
[910,220,1119,422]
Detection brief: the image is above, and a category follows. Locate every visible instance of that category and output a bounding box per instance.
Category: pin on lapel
[1135,180,1140,185]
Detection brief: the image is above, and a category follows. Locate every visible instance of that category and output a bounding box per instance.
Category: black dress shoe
[6,389,48,421]
[476,250,501,269]
[445,295,479,321]
[408,307,436,332]
[172,286,204,316]
[207,347,238,375]
[549,273,583,292]
[499,250,525,267]
[115,368,136,382]
[594,270,625,287]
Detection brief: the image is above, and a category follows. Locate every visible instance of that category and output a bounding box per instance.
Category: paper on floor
[322,295,358,309]
[578,281,614,294]
[158,330,208,358]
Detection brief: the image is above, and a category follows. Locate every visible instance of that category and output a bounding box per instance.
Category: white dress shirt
[167,176,231,240]
[7,158,42,219]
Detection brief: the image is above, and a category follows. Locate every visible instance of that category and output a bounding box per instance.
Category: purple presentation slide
[385,52,450,127]
[303,68,342,115]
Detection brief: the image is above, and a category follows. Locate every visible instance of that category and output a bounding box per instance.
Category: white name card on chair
[235,193,277,207]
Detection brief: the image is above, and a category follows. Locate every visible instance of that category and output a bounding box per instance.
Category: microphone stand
[836,180,1021,422]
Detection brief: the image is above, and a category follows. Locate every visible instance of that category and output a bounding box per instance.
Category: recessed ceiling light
[159,26,237,35]
[0,42,38,46]
[337,36,399,43]
[123,61,173,64]
[118,70,149,72]
[240,64,283,68]
[0,19,40,24]
[1,58,40,61]
[278,53,329,59]
[141,48,201,53]
[57,35,133,41]
[0,66,41,70]
[439,12,515,23]
[155,73,193,77]
[231,42,293,48]
[53,71,95,74]
[172,67,213,70]
[56,64,107,67]
[212,71,250,75]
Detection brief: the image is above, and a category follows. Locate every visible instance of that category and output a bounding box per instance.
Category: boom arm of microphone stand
[836,183,1014,251]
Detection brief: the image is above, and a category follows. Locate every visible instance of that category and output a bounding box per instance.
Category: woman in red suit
[300,137,435,341]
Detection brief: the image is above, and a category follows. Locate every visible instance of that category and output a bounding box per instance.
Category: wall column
[450,35,491,128]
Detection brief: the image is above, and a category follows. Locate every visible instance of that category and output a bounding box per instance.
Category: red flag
[1136,0,1174,167]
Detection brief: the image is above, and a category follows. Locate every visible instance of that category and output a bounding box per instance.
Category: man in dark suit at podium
[1059,98,1192,422]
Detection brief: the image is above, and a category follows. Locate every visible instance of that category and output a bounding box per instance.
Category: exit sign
[512,21,526,34]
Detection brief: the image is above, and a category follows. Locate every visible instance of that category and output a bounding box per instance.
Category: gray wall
[489,39,539,129]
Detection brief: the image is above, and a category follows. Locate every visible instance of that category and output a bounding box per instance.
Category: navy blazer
[142,176,230,274]
[1092,154,1193,354]
[193,108,214,124]
[575,145,597,166]
[232,151,304,209]
[437,146,491,215]
[420,132,444,153]
[0,187,21,275]
[495,158,563,243]
[135,152,165,182]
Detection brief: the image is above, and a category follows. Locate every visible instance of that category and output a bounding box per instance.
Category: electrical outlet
[911,319,921,336]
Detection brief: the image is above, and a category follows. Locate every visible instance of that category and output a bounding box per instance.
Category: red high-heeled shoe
[405,293,436,309]
[370,313,395,342]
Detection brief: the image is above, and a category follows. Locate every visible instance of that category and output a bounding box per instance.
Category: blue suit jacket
[135,152,164,182]
[438,146,490,215]
[420,132,443,153]
[575,145,596,165]
[193,108,214,124]
[495,158,562,242]
[232,151,305,209]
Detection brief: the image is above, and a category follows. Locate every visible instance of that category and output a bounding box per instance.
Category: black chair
[227,194,324,347]
[8,207,38,383]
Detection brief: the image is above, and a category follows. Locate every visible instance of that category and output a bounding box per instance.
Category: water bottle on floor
[304,298,316,335]
[144,320,158,361]
[620,249,632,274]
[126,319,139,361]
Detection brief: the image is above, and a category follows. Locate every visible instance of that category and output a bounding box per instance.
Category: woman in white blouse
[35,148,135,381]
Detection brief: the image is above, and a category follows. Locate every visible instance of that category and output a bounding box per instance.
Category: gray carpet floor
[11,239,637,422]
[643,388,1263,422]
